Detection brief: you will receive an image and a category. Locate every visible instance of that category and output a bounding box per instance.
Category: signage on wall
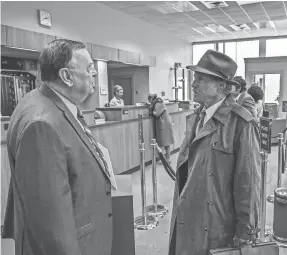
[100,87,108,95]
[282,101,287,112]
[260,117,272,154]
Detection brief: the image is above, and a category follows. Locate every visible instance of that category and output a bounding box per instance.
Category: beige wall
[1,1,193,101]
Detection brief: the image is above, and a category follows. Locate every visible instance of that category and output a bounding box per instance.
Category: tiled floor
[132,145,287,255]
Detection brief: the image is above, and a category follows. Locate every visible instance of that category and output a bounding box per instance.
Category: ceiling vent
[201,1,229,9]
[230,24,251,31]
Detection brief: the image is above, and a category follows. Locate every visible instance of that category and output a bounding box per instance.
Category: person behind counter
[109,85,124,107]
[148,94,175,164]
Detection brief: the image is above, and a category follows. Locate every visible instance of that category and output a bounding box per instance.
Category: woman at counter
[109,85,124,107]
[148,94,175,164]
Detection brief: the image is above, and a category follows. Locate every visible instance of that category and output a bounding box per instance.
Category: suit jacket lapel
[39,84,111,181]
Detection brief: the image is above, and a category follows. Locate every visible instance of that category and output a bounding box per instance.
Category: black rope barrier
[155,144,176,181]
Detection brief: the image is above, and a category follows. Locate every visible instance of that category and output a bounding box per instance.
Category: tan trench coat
[169,95,261,255]
[152,99,175,147]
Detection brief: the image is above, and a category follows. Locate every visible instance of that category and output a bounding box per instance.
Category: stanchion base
[134,215,159,230]
[146,205,168,218]
[267,194,274,203]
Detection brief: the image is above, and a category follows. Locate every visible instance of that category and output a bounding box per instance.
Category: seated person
[109,85,124,107]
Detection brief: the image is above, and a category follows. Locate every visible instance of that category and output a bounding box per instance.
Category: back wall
[1,1,193,100]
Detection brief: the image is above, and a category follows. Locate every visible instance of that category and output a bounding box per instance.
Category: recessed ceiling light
[147,1,199,14]
[208,24,229,32]
[237,1,260,5]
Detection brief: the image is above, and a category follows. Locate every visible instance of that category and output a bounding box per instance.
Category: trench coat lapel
[39,84,111,181]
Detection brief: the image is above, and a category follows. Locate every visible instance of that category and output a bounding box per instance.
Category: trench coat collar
[190,94,236,144]
[38,84,111,181]
[211,94,237,125]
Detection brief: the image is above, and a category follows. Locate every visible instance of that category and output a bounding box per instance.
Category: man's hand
[233,236,253,248]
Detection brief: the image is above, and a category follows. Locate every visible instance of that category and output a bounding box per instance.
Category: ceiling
[100,1,287,43]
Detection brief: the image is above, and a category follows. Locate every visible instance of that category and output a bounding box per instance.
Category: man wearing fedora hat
[169,50,260,255]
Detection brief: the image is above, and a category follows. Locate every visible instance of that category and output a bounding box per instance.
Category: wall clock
[38,10,52,28]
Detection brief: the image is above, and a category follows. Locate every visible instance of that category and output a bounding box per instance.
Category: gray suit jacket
[2,84,113,255]
[237,91,257,119]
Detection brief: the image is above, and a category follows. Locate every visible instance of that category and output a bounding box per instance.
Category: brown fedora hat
[187,50,240,86]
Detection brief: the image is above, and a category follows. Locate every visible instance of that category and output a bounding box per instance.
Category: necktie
[196,110,206,134]
[77,110,110,178]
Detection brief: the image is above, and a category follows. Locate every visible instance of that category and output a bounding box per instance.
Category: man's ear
[218,82,226,91]
[58,68,73,88]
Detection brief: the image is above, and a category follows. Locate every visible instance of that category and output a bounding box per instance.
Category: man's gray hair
[39,39,86,82]
[203,74,233,95]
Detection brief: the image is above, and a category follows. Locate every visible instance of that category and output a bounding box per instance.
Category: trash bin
[273,187,287,243]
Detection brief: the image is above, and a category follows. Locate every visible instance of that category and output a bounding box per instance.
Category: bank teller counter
[82,102,193,175]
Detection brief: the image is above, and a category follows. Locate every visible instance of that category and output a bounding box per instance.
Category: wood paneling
[1,25,7,46]
[91,44,118,61]
[118,49,140,65]
[6,26,56,51]
[90,110,192,174]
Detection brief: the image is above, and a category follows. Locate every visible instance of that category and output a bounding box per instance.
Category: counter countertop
[88,109,193,128]
[95,101,178,111]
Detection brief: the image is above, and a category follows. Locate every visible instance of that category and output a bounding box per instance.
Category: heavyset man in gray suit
[2,39,113,255]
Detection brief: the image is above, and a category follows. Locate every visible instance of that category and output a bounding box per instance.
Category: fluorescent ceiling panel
[237,1,261,5]
[147,1,199,14]
[208,23,229,33]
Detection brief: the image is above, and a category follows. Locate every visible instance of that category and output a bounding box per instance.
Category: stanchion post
[146,139,168,218]
[260,151,268,242]
[151,139,158,213]
[278,133,284,188]
[140,142,147,225]
[134,115,159,230]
